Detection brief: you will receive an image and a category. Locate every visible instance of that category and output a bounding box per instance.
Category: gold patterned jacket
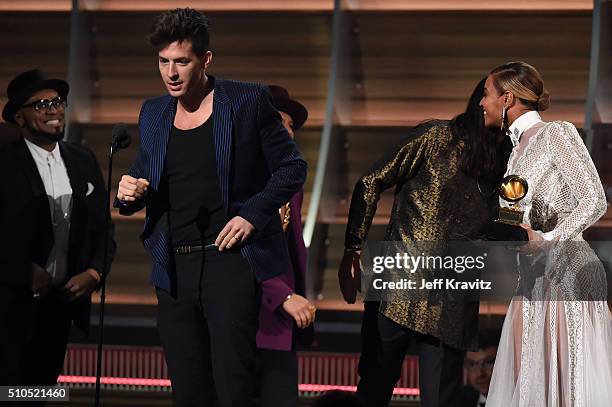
[345,121,499,350]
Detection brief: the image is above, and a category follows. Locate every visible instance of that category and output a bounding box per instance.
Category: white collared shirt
[508,110,543,147]
[25,138,72,283]
[477,393,487,406]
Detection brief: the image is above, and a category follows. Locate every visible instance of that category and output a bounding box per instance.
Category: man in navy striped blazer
[114,8,307,407]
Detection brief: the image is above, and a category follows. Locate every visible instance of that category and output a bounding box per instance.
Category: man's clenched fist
[117,175,150,202]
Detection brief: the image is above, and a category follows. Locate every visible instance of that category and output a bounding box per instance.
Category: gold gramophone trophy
[497,175,528,225]
[486,175,529,241]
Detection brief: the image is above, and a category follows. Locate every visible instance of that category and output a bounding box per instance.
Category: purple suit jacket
[256,189,312,351]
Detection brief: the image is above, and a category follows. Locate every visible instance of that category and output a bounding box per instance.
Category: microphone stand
[94,139,121,407]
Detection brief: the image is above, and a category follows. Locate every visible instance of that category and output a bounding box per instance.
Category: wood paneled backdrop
[0,6,607,305]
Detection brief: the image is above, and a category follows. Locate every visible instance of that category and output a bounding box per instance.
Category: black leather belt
[173,243,218,255]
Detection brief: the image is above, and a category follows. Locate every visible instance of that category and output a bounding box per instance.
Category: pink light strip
[58,376,419,396]
[58,376,171,387]
[298,384,418,396]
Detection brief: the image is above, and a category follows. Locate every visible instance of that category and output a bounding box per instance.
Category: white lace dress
[486,121,612,407]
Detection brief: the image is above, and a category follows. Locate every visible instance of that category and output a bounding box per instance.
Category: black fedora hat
[2,69,69,124]
[268,85,308,130]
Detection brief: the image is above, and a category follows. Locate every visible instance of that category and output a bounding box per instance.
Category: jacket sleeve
[260,276,294,315]
[541,121,607,241]
[113,101,150,216]
[287,189,308,294]
[238,86,308,232]
[344,124,434,250]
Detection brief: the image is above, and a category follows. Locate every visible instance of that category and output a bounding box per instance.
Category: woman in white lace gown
[479,61,612,406]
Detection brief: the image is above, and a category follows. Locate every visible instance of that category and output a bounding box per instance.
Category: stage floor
[46,388,419,407]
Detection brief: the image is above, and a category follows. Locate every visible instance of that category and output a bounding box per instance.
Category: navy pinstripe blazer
[116,77,307,290]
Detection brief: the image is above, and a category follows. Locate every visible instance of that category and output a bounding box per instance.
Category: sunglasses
[21,96,67,112]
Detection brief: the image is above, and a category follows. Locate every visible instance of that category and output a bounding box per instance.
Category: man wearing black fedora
[0,69,115,388]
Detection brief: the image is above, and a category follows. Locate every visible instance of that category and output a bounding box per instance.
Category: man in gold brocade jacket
[338,78,509,407]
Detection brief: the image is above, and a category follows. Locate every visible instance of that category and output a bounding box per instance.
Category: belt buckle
[175,245,192,255]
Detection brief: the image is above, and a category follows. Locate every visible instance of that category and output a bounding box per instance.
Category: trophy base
[485,221,528,242]
[497,207,524,225]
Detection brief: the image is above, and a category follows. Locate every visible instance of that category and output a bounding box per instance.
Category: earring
[500,106,507,133]
[500,93,509,133]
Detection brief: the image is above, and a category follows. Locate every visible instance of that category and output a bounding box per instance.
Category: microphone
[96,121,132,407]
[111,123,131,154]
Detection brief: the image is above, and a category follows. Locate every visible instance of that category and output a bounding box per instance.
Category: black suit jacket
[0,137,115,330]
[116,78,307,290]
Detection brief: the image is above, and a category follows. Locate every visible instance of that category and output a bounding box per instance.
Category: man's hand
[31,263,51,298]
[338,250,361,304]
[282,294,316,329]
[117,175,149,202]
[215,216,255,251]
[64,269,99,300]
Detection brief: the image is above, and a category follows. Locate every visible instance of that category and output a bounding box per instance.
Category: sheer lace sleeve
[541,121,607,241]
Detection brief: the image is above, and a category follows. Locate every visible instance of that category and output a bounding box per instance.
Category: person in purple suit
[256,85,316,407]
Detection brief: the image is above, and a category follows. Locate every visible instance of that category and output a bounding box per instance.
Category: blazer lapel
[14,138,46,198]
[212,78,233,214]
[59,141,85,198]
[151,97,177,191]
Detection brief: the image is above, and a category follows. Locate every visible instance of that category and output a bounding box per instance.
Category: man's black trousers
[357,302,465,407]
[156,249,260,407]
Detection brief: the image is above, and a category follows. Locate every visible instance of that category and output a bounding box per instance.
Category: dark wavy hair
[148,8,210,55]
[450,77,507,180]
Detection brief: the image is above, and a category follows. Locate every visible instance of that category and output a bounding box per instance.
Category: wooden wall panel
[87,12,332,125]
[345,1,592,11]
[0,1,71,11]
[0,12,70,109]
[0,1,593,12]
[346,12,592,125]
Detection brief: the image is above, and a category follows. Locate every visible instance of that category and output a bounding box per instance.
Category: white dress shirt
[25,138,72,284]
[507,110,543,147]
